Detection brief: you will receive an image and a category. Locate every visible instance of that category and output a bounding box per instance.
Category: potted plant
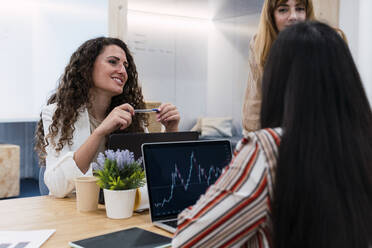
[92,149,146,219]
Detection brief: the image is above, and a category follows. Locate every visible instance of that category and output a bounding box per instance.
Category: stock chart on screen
[143,141,232,218]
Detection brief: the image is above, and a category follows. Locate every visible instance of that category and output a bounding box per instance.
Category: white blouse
[42,103,150,198]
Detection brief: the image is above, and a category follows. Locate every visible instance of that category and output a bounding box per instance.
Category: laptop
[142,140,232,233]
[107,131,199,159]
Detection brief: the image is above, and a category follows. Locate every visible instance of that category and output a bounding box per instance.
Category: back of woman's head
[261,21,372,248]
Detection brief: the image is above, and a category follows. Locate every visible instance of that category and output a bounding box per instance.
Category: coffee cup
[74,176,99,212]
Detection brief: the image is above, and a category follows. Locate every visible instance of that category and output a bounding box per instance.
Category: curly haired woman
[35,37,180,198]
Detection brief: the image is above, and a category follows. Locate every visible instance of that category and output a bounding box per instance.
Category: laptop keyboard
[163,220,178,228]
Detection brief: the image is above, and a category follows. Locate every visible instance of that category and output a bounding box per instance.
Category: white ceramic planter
[103,188,136,219]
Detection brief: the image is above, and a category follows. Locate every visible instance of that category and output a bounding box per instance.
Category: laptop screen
[142,140,232,221]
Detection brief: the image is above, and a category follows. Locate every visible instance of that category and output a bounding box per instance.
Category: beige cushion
[191,117,233,138]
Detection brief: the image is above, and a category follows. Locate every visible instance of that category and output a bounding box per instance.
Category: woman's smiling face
[91,44,129,97]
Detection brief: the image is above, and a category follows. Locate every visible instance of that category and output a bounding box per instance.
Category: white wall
[0,0,107,121]
[0,0,260,134]
[0,0,258,135]
[127,11,258,131]
[0,1,34,121]
[358,0,372,103]
[339,0,372,105]
[207,15,259,131]
[127,12,209,130]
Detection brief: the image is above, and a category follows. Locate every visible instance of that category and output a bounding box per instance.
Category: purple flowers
[91,149,142,171]
[92,149,146,190]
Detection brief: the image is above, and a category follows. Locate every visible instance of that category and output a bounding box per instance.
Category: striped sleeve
[172,129,279,248]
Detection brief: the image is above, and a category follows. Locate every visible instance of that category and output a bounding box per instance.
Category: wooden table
[0,195,173,247]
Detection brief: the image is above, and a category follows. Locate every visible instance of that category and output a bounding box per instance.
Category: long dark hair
[35,37,147,163]
[261,21,372,247]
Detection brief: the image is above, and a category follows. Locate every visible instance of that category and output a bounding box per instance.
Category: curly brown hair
[35,37,148,165]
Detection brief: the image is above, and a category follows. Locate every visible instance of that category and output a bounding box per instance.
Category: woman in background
[172,21,372,248]
[35,37,180,198]
[242,0,346,134]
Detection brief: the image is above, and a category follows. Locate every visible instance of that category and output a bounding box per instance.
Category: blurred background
[0,0,370,195]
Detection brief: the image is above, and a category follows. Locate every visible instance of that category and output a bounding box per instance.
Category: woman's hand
[94,104,134,137]
[156,103,180,132]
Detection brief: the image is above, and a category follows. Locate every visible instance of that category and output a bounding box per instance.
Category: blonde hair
[254,0,315,70]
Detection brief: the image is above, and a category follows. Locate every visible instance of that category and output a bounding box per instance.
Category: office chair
[38,166,49,195]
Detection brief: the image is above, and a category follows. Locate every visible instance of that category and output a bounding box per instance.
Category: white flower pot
[103,188,137,219]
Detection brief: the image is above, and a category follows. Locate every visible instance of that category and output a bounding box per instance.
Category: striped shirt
[172,128,282,248]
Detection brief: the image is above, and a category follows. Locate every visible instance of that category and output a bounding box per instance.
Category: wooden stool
[0,144,20,198]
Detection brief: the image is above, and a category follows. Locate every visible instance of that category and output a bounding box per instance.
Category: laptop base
[154,220,177,234]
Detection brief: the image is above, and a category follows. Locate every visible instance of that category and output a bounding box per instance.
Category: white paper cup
[74,176,99,212]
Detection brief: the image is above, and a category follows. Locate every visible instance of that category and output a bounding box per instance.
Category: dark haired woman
[242,0,346,134]
[172,21,372,248]
[35,37,180,198]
